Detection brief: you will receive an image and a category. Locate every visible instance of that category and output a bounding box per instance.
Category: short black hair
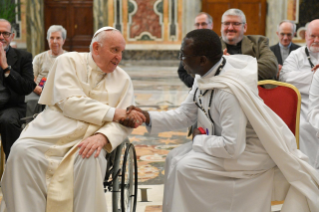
[185,29,222,63]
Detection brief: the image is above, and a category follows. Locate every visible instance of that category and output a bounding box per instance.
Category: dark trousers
[0,106,25,159]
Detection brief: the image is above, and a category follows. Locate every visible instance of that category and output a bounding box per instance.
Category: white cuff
[104,107,115,122]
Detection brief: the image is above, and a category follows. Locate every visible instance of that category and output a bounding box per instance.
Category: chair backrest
[258,80,301,149]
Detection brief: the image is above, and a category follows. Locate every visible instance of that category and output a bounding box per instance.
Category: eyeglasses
[194,22,208,27]
[221,22,245,27]
[178,52,198,60]
[0,31,12,38]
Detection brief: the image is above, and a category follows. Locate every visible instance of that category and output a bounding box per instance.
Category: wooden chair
[258,80,301,148]
[258,80,301,210]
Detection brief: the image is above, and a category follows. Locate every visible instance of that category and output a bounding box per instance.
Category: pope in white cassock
[279,19,319,170]
[124,29,319,212]
[0,27,145,212]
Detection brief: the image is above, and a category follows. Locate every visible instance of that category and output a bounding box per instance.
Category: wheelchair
[104,138,138,212]
[21,102,139,212]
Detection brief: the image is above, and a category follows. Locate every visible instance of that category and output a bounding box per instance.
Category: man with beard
[279,19,319,170]
[0,19,36,159]
[220,9,278,80]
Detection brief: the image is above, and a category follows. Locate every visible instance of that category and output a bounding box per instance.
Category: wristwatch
[3,65,11,77]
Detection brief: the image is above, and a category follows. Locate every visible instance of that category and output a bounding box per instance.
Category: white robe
[0,52,134,212]
[279,46,319,169]
[149,55,319,212]
[308,70,319,168]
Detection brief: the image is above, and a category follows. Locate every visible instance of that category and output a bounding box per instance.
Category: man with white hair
[221,8,278,80]
[270,20,300,76]
[0,27,145,212]
[279,19,319,170]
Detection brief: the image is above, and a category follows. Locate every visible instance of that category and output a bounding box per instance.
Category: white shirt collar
[202,57,223,78]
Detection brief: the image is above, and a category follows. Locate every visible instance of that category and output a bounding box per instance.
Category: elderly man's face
[48,31,65,56]
[277,22,294,47]
[94,30,126,73]
[306,22,319,53]
[221,15,247,45]
[194,14,213,30]
[0,21,14,50]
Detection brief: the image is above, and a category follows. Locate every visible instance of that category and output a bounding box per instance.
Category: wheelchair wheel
[121,143,138,212]
[112,142,138,212]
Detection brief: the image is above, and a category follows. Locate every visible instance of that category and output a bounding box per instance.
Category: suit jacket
[2,47,36,110]
[270,42,301,65]
[221,35,278,80]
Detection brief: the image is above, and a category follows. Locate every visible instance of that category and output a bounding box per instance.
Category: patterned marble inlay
[128,0,163,40]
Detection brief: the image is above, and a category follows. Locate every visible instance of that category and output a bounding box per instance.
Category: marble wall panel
[26,0,44,57]
[129,0,163,40]
[93,0,108,31]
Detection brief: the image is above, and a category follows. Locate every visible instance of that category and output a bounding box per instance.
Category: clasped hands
[0,42,8,70]
[117,105,150,128]
[78,106,148,159]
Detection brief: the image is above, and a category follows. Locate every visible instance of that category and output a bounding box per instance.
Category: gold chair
[258,80,301,148]
[258,80,301,210]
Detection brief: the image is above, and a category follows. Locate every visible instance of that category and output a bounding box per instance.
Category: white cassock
[148,55,319,212]
[308,70,319,165]
[279,46,319,169]
[0,52,134,212]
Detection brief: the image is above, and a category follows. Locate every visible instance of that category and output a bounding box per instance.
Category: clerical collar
[279,42,291,50]
[202,57,223,78]
[226,41,242,55]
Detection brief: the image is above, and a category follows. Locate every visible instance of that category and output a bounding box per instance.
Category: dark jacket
[221,35,278,80]
[270,42,301,65]
[2,46,36,109]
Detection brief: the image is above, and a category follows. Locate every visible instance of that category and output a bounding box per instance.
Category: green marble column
[26,0,44,57]
[93,0,108,31]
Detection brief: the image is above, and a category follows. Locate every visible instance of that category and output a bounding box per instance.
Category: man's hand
[33,85,43,95]
[223,48,230,56]
[276,65,282,79]
[125,105,150,125]
[311,64,319,73]
[192,128,201,141]
[0,42,8,69]
[77,133,108,158]
[114,108,146,128]
[192,127,206,141]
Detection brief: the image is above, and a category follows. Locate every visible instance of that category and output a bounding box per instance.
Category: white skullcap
[93,26,118,38]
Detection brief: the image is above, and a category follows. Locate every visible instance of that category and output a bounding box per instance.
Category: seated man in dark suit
[270,20,300,78]
[0,19,36,159]
[221,9,278,80]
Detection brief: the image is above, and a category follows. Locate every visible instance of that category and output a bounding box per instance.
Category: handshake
[113,105,149,128]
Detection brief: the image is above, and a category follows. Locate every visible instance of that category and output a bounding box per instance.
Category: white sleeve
[279,51,300,82]
[308,71,319,134]
[56,96,115,125]
[32,55,40,78]
[192,91,247,159]
[148,86,198,134]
